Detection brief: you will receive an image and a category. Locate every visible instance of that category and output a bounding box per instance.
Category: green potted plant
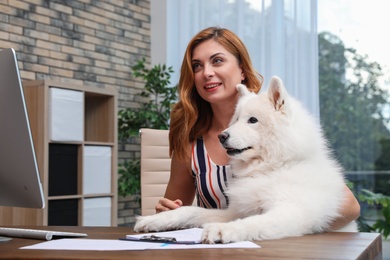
[357,189,390,238]
[347,180,390,239]
[117,58,176,198]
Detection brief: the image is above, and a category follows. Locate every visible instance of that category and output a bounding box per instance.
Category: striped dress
[191,138,233,209]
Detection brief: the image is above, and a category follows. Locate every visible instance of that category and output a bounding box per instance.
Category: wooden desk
[0,226,382,259]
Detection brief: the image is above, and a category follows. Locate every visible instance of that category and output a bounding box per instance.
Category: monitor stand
[0,236,12,242]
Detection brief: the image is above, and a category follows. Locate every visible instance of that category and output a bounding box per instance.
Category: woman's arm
[329,184,361,230]
[155,152,196,213]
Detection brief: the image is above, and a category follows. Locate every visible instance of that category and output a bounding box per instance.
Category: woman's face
[191,39,245,105]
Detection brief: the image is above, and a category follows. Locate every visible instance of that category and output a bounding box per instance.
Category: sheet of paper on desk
[21,238,259,251]
[20,239,159,251]
[21,228,260,250]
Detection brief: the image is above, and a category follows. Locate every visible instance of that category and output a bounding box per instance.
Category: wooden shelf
[0,80,118,226]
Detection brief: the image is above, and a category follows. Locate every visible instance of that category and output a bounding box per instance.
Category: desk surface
[0,226,383,260]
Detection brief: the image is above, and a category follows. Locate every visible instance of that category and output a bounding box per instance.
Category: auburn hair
[169,27,263,161]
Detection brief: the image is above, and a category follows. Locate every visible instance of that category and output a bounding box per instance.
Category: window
[151,0,319,115]
[318,0,390,240]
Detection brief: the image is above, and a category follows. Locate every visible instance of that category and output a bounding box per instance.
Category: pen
[141,235,177,243]
[119,235,200,245]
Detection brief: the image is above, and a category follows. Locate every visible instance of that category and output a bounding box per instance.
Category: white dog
[134,76,357,243]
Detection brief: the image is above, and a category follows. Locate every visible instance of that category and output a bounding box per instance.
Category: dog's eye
[248,117,258,124]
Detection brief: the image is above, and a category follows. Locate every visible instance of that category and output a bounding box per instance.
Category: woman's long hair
[169,27,263,161]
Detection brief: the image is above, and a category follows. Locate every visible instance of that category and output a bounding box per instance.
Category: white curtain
[152,0,319,117]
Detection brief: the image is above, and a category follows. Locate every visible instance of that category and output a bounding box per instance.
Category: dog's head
[218,76,312,172]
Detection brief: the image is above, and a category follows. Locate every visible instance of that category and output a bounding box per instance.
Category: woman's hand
[155,151,195,213]
[155,198,183,213]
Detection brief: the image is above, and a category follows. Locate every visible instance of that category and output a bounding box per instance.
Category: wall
[0,0,150,226]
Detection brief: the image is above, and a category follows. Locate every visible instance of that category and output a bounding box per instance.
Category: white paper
[21,239,158,251]
[21,228,261,251]
[21,238,260,251]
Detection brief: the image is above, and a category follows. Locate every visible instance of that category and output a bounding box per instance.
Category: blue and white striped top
[191,138,233,209]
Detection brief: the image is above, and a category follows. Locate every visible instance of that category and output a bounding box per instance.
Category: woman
[157,26,360,231]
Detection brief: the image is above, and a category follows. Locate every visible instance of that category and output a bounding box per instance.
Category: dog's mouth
[226,147,252,156]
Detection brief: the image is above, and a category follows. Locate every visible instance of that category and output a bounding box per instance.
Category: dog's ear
[268,76,290,114]
[236,84,250,96]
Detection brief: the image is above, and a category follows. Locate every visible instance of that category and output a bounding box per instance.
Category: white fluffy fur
[134,76,357,243]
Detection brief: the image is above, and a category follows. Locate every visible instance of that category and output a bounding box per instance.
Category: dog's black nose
[218,132,229,144]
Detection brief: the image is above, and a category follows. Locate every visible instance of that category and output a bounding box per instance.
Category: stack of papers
[21,228,260,251]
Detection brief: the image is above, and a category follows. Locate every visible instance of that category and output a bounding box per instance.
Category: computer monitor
[0,48,45,209]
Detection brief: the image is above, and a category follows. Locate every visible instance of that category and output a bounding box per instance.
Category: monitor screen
[0,48,45,209]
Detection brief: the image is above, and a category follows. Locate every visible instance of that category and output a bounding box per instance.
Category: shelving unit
[0,80,118,226]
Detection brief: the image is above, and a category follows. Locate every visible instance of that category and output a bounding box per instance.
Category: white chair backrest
[139,128,171,216]
[140,128,197,215]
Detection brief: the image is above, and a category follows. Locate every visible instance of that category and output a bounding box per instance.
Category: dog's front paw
[134,206,201,233]
[134,215,167,232]
[202,222,247,244]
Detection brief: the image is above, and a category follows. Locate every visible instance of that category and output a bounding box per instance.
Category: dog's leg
[134,206,235,232]
[201,204,328,243]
